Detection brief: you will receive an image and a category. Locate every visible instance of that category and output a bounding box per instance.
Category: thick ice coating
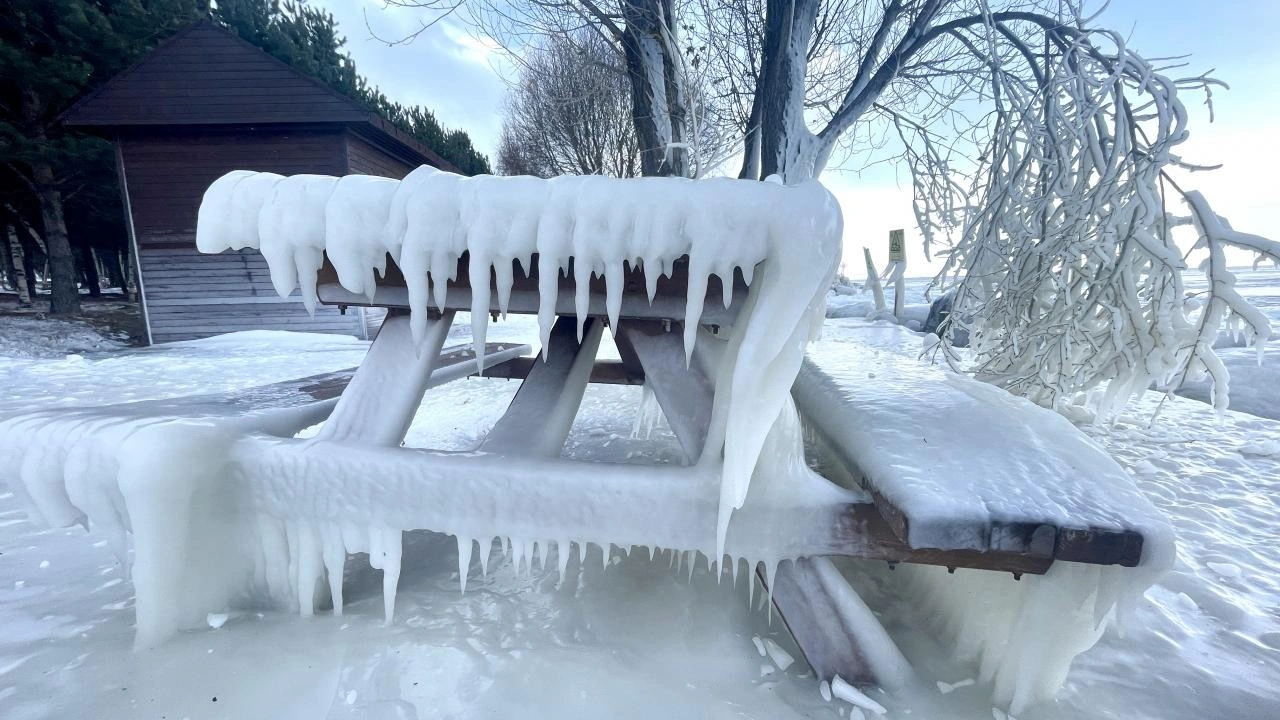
[196,167,845,553]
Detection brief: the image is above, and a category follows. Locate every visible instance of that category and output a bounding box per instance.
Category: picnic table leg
[762,557,911,688]
[616,319,906,687]
[612,320,715,462]
[463,315,603,581]
[311,308,454,622]
[480,316,603,457]
[317,309,457,446]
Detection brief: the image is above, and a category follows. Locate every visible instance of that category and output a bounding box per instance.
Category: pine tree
[0,0,202,313]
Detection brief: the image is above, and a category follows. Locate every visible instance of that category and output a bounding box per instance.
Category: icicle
[456,535,473,596]
[403,264,431,347]
[296,523,321,617]
[687,551,697,583]
[295,251,321,316]
[495,259,514,319]
[601,543,610,574]
[380,529,402,624]
[431,264,450,318]
[285,520,301,598]
[321,526,346,616]
[731,555,740,589]
[748,562,757,607]
[605,261,624,331]
[574,259,592,342]
[479,536,494,578]
[719,269,734,309]
[537,256,560,360]
[556,538,571,583]
[644,257,660,303]
[683,271,708,365]
[575,539,586,570]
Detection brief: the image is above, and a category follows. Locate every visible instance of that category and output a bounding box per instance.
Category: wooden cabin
[61,21,459,344]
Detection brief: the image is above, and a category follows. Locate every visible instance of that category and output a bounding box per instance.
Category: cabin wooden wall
[346,131,418,179]
[119,126,371,343]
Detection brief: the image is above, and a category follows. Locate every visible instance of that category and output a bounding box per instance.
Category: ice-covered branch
[905,3,1275,416]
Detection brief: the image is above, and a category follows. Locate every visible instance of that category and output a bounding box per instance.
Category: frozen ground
[1,302,1278,719]
[0,314,129,361]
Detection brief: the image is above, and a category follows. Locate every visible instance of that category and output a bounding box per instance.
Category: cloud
[438,20,502,68]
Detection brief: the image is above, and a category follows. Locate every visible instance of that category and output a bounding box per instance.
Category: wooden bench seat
[793,340,1165,569]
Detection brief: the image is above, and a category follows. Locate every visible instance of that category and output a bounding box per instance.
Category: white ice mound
[197,167,845,553]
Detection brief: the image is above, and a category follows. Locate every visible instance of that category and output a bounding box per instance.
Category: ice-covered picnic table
[0,167,1174,715]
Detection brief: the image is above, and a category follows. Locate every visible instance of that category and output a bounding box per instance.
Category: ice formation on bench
[198,166,844,553]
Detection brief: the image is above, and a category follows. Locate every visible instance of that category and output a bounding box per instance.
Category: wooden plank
[815,503,1052,575]
[482,357,642,386]
[316,253,747,328]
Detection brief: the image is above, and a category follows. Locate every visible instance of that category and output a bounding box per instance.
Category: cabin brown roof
[62,20,457,172]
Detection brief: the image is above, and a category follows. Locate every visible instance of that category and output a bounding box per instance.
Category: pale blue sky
[319,0,1280,273]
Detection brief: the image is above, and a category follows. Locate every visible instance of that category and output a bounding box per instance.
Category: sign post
[888,229,906,319]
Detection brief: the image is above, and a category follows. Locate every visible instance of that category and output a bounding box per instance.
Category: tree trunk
[101,246,127,292]
[23,90,80,314]
[738,89,763,180]
[2,225,15,290]
[622,0,686,177]
[31,159,81,313]
[758,0,820,182]
[10,215,41,300]
[77,244,102,298]
[6,225,33,306]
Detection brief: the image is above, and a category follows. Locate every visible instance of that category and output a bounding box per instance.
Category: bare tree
[496,32,640,178]
[387,0,1278,414]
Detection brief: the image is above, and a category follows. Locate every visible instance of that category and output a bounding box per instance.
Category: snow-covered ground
[1,295,1278,719]
[0,314,129,361]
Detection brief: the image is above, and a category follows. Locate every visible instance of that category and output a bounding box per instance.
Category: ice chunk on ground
[831,675,887,714]
[763,637,795,671]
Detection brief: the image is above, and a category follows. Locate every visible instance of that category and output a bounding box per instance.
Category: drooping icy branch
[894,6,1276,416]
